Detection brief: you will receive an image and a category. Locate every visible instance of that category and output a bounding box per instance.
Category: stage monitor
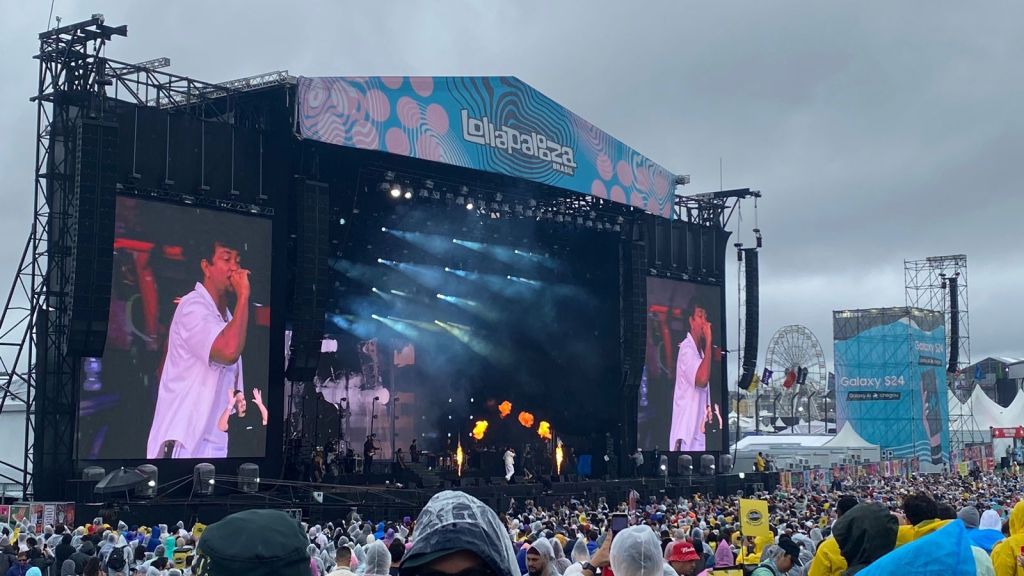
[78,196,273,460]
[637,277,726,452]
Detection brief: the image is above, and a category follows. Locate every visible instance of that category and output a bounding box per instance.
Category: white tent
[824,422,877,449]
[733,423,880,472]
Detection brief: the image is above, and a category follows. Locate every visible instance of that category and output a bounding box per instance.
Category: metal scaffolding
[0,15,289,497]
[905,255,978,454]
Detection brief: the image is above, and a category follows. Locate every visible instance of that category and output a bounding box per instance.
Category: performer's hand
[227,387,237,408]
[703,321,712,345]
[252,387,264,407]
[229,268,251,299]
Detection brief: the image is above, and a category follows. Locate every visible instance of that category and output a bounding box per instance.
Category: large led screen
[78,197,273,459]
[638,278,726,452]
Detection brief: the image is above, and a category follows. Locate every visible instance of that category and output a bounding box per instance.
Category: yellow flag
[749,373,761,390]
[739,498,771,539]
[192,522,207,541]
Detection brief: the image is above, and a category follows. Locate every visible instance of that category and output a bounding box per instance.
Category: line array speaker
[68,119,118,357]
[947,275,959,373]
[286,177,330,382]
[738,248,759,391]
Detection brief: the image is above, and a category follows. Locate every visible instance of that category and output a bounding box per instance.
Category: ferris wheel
[764,325,828,423]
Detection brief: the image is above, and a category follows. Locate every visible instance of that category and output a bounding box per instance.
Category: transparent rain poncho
[609,526,665,576]
[357,540,393,576]
[571,538,590,564]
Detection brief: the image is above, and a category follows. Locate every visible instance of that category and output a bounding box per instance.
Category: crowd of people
[5,469,1024,575]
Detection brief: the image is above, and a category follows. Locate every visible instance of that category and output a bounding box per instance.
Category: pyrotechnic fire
[555,439,564,475]
[498,401,512,418]
[538,420,552,440]
[456,440,464,477]
[471,420,489,440]
[518,411,535,428]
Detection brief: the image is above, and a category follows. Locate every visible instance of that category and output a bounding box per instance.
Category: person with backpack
[105,545,128,575]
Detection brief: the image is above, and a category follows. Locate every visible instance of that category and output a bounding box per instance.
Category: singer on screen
[146,236,252,459]
[669,299,713,451]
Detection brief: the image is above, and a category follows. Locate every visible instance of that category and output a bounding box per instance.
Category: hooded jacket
[858,520,977,576]
[401,491,521,576]
[991,501,1024,576]
[832,504,898,576]
[969,510,1006,556]
[54,535,74,568]
[807,536,845,576]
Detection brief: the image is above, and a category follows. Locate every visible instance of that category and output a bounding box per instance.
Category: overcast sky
[2,1,1021,372]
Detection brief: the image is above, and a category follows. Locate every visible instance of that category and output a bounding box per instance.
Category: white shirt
[504,450,515,467]
[669,333,707,451]
[146,283,244,458]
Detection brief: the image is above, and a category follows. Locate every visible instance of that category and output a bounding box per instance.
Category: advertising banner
[298,76,677,218]
[833,308,950,471]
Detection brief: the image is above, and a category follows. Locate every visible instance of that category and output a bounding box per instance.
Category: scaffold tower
[905,255,978,454]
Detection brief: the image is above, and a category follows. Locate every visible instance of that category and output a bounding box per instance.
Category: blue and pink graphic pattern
[298,76,676,219]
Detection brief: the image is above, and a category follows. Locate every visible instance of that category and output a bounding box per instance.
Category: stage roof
[296,76,677,218]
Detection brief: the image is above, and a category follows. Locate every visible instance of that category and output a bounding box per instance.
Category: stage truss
[905,255,978,453]
[0,15,289,497]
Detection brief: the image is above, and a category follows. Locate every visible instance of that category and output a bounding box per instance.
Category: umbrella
[94,467,146,494]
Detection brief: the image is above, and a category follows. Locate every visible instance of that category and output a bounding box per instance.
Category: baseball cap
[777,538,803,566]
[665,541,700,563]
[193,509,310,576]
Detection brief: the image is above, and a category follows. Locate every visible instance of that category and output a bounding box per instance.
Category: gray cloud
[2,0,1021,369]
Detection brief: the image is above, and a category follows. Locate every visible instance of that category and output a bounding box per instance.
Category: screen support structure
[0,16,285,498]
[905,255,977,456]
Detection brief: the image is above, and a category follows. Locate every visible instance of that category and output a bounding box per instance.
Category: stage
[72,472,779,527]
[0,16,758,515]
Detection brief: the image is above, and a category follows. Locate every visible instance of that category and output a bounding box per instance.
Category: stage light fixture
[495,192,503,202]
[390,185,402,198]
[465,202,475,210]
[404,188,413,200]
[339,217,346,225]
[555,214,564,223]
[436,293,444,299]
[381,226,388,232]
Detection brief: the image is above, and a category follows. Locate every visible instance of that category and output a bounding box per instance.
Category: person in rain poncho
[831,504,898,576]
[808,495,858,576]
[358,541,392,576]
[400,491,521,576]
[524,539,560,576]
[605,526,666,576]
[971,509,1005,556]
[310,544,326,576]
[551,539,571,575]
[857,518,991,576]
[570,538,590,567]
[991,500,1024,576]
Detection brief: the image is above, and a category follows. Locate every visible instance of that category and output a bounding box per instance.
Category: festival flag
[783,370,797,389]
[739,499,771,539]
[748,372,761,391]
[761,368,773,386]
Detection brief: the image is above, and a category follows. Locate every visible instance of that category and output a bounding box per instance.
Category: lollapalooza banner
[297,76,677,219]
[833,308,950,470]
